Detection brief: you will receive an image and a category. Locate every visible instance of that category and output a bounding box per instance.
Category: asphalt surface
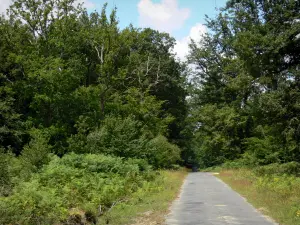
[165,172,277,225]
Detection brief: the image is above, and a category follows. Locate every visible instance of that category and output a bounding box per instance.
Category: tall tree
[188,0,300,167]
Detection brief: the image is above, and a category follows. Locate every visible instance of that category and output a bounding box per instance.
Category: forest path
[165,172,277,225]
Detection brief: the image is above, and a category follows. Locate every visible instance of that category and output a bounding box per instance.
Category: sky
[0,0,228,60]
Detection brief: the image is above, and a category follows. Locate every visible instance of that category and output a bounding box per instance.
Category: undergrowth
[0,153,186,225]
[100,169,187,225]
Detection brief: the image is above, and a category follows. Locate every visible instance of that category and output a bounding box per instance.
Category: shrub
[222,160,247,169]
[0,150,40,196]
[254,162,300,176]
[244,135,282,166]
[50,153,152,176]
[146,135,181,169]
[20,129,52,170]
[0,151,12,196]
[86,116,147,158]
[0,153,157,225]
[0,180,66,225]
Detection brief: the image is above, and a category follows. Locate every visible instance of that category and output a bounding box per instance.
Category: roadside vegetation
[0,151,187,224]
[100,169,187,225]
[1,0,300,224]
[0,0,188,224]
[187,0,300,170]
[186,1,300,225]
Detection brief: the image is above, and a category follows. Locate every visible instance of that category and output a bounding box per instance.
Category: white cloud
[173,23,207,61]
[0,0,12,15]
[75,0,96,9]
[137,0,206,61]
[138,0,190,33]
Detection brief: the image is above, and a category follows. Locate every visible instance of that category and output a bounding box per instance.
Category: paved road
[166,172,277,225]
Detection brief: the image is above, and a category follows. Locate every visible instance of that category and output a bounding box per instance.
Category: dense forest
[0,0,300,224]
[188,0,300,169]
[0,0,187,223]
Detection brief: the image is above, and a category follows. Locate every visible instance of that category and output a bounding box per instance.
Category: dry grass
[216,169,300,225]
[130,211,165,225]
[99,169,188,225]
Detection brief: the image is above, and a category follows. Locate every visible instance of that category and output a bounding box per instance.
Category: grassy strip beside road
[100,169,187,225]
[217,169,300,225]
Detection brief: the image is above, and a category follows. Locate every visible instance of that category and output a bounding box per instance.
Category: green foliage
[0,0,187,224]
[52,153,152,176]
[0,150,12,196]
[0,84,24,152]
[0,181,67,225]
[0,153,156,225]
[190,104,247,168]
[0,0,186,160]
[146,135,181,169]
[96,170,187,225]
[243,136,282,165]
[254,162,300,177]
[86,116,147,157]
[188,0,300,168]
[85,117,181,168]
[20,129,52,170]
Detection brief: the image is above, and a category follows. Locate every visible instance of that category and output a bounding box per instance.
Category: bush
[0,153,157,225]
[254,162,300,176]
[86,116,147,158]
[145,135,181,169]
[222,160,247,169]
[50,153,152,176]
[84,116,182,169]
[0,180,66,225]
[0,149,41,196]
[169,164,181,170]
[0,151,12,196]
[244,135,282,166]
[20,129,52,170]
